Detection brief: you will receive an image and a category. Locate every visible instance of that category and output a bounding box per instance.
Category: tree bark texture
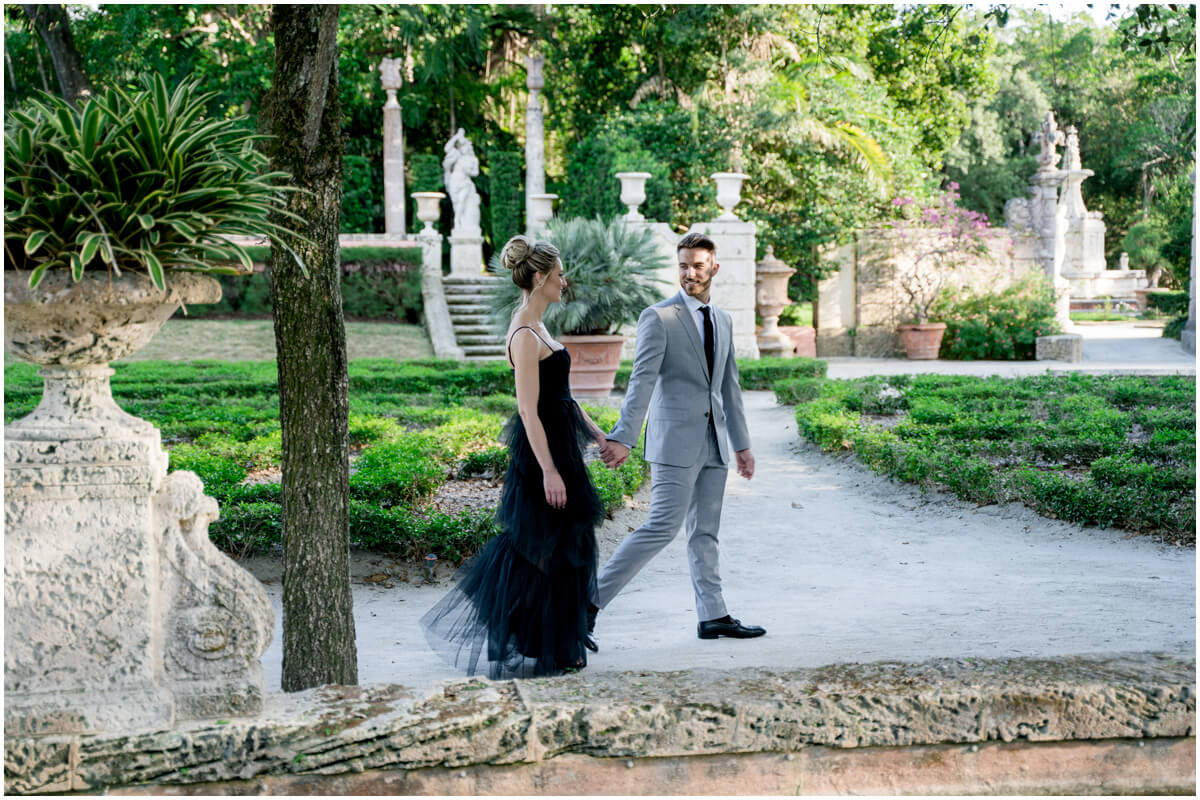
[22,4,92,104]
[264,4,358,691]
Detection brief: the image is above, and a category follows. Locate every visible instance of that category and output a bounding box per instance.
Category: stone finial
[524,54,545,92]
[1064,125,1081,171]
[1034,111,1065,171]
[379,58,403,92]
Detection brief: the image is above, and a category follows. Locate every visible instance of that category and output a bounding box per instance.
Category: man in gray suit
[592,232,765,643]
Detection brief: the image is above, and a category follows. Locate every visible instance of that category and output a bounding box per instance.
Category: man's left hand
[735,449,755,480]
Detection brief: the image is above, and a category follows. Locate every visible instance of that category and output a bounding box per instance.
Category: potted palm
[888,184,993,359]
[489,216,668,396]
[4,75,302,434]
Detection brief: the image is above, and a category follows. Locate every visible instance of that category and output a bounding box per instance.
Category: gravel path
[242,384,1194,699]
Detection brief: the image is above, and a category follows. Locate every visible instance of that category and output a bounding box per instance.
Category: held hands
[543,470,567,509]
[735,449,755,480]
[600,439,630,470]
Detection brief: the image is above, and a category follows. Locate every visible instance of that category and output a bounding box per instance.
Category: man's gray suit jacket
[609,292,751,466]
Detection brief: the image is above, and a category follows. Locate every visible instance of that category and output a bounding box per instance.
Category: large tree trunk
[263,4,358,691]
[22,4,92,104]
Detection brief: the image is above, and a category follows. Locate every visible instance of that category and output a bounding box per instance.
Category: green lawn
[4,319,434,364]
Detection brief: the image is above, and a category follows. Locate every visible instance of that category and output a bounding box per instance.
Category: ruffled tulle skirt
[420,402,604,678]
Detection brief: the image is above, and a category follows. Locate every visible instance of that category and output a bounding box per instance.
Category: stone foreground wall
[6,652,1193,795]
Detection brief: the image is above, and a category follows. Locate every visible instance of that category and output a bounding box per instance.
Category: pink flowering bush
[886,184,994,324]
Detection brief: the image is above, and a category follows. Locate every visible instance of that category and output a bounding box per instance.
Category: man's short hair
[677,232,716,256]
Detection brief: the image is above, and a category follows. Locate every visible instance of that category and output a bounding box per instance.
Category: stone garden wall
[6,652,1193,795]
[815,228,1039,357]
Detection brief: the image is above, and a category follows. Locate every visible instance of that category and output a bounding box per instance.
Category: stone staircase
[443,275,507,360]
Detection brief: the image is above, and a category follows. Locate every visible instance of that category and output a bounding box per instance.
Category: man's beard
[682,276,712,299]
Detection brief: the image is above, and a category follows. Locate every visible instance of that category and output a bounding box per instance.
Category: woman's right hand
[543,470,567,509]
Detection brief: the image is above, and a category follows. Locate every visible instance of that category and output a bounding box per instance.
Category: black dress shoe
[585,604,599,652]
[697,615,766,640]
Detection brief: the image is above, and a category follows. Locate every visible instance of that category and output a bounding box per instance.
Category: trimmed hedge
[781,373,1195,543]
[4,359,651,562]
[189,246,424,321]
[613,356,827,391]
[1146,290,1189,316]
[488,151,523,250]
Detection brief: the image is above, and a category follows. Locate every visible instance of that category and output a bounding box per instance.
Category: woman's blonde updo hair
[500,234,559,290]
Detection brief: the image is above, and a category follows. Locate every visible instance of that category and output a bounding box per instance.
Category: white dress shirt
[679,289,717,353]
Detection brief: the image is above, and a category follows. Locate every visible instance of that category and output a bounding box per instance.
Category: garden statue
[1033,110,1065,172]
[443,128,482,237]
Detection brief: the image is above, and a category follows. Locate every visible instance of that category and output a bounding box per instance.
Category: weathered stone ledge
[5,652,1194,795]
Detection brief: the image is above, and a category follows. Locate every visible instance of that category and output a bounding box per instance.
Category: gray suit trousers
[595,424,729,621]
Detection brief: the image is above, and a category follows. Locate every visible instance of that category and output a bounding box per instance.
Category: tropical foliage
[3,5,1189,292]
[944,6,1195,290]
[488,216,670,336]
[4,75,300,289]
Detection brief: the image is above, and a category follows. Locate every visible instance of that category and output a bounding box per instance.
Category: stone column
[524,54,545,236]
[1030,112,1072,330]
[1183,171,1196,354]
[379,58,405,236]
[691,218,759,358]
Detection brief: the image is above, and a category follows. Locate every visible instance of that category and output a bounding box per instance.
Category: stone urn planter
[615,172,652,222]
[755,246,796,358]
[412,191,445,235]
[711,172,750,220]
[528,193,559,236]
[779,325,817,358]
[897,322,947,360]
[4,270,273,736]
[5,271,222,438]
[560,334,625,398]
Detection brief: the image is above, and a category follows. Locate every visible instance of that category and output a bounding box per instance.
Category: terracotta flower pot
[896,322,947,360]
[560,334,625,398]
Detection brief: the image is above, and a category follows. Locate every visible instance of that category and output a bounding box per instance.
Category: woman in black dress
[420,235,608,677]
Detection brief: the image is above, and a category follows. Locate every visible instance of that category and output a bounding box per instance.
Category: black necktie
[700,306,714,379]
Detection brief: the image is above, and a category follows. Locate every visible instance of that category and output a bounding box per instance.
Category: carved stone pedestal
[4,272,273,736]
[448,234,485,278]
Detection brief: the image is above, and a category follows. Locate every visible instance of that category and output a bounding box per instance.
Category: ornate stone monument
[524,54,546,236]
[4,273,273,736]
[1028,111,1072,328]
[443,128,485,277]
[1058,125,1110,294]
[379,58,406,236]
[1004,113,1145,316]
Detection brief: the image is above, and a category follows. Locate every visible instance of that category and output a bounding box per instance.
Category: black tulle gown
[420,345,604,678]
